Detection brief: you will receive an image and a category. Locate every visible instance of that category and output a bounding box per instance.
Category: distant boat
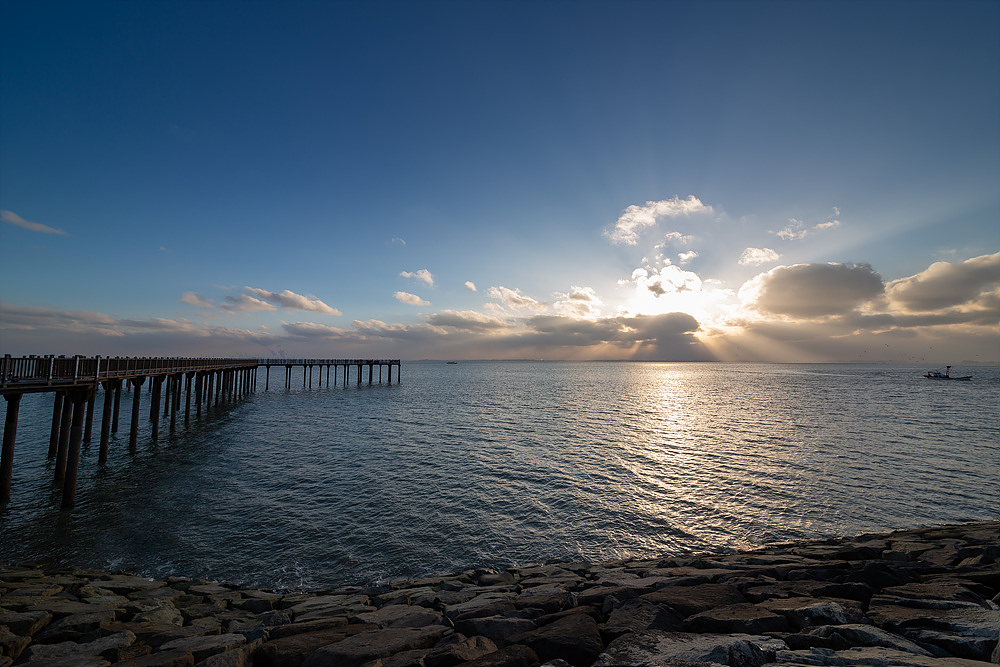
[924,365,972,381]
[446,361,458,365]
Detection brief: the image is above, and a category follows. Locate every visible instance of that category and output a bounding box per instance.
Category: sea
[1,362,997,591]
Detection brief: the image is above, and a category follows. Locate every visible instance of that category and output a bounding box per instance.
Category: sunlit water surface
[2,362,997,589]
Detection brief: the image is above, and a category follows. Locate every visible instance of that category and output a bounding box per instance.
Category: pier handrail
[0,355,258,392]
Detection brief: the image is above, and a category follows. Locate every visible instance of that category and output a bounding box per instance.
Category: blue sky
[2,0,998,361]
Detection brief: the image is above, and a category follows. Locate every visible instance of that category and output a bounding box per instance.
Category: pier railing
[1,355,258,393]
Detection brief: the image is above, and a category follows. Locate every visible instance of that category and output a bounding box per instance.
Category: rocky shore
[2,520,998,667]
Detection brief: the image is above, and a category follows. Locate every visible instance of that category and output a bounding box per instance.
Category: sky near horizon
[1,0,998,362]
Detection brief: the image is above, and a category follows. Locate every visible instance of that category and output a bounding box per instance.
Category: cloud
[771,216,840,241]
[773,218,808,241]
[634,265,702,298]
[739,247,781,266]
[394,291,430,306]
[1,210,67,235]
[243,287,341,314]
[487,286,546,311]
[425,310,509,332]
[391,237,406,245]
[400,269,435,287]
[885,252,1000,312]
[607,196,712,245]
[179,292,216,309]
[740,263,884,318]
[678,251,699,265]
[465,281,477,292]
[656,231,696,248]
[553,286,603,318]
[223,294,277,313]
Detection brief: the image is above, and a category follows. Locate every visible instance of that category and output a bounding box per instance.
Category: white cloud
[553,286,603,318]
[771,216,840,241]
[678,251,699,265]
[392,237,406,245]
[179,292,216,309]
[400,269,435,287]
[243,287,341,315]
[487,286,546,311]
[465,281,477,292]
[223,294,278,313]
[607,196,712,245]
[773,218,808,241]
[739,247,781,266]
[1,210,67,235]
[394,291,430,306]
[656,231,696,248]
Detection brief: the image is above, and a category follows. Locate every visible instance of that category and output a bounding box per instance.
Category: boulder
[681,603,791,634]
[0,609,51,636]
[353,603,444,628]
[805,623,934,656]
[602,598,684,641]
[156,633,246,662]
[460,644,541,667]
[506,611,604,667]
[757,597,866,629]
[640,583,746,618]
[773,645,991,665]
[595,630,788,666]
[454,615,537,646]
[114,648,195,666]
[253,625,377,667]
[300,625,451,667]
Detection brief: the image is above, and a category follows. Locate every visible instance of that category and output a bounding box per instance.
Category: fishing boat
[923,366,972,381]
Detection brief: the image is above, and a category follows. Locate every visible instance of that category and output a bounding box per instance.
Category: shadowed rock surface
[2,520,997,666]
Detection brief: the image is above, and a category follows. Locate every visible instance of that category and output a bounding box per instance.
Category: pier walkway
[0,355,400,508]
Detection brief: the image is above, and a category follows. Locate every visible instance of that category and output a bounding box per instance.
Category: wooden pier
[0,355,400,508]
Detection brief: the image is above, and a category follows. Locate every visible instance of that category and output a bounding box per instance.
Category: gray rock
[758,597,866,629]
[773,645,990,665]
[352,602,444,628]
[34,608,119,642]
[596,630,788,666]
[300,624,451,667]
[0,609,51,635]
[459,644,541,667]
[157,633,246,663]
[602,598,684,640]
[506,611,604,666]
[640,583,747,618]
[454,614,536,646]
[114,648,195,667]
[682,602,791,634]
[806,624,933,656]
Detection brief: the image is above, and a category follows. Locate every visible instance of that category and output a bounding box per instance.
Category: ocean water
[1,362,997,590]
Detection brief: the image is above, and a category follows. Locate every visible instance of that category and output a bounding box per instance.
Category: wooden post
[1,393,22,503]
[150,376,162,440]
[54,397,73,479]
[99,381,113,464]
[111,381,122,432]
[84,390,96,442]
[129,377,144,452]
[48,391,64,457]
[62,390,89,508]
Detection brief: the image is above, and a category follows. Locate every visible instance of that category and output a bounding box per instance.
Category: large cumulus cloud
[885,252,1000,312]
[740,263,884,318]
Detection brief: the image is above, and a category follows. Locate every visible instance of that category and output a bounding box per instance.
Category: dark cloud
[886,252,1000,312]
[425,310,509,332]
[743,263,884,318]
